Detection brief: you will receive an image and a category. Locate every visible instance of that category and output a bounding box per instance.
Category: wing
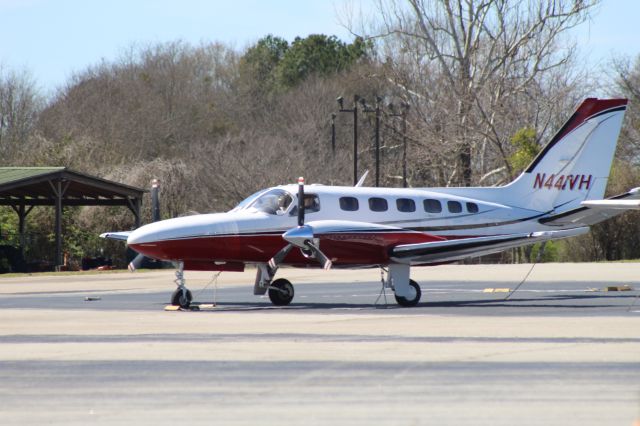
[100,231,132,241]
[540,187,640,227]
[299,220,586,266]
[390,228,588,264]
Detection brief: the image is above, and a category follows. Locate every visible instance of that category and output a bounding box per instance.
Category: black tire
[394,280,421,307]
[268,278,295,306]
[171,288,193,309]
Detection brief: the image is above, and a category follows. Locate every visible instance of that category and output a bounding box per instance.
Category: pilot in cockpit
[276,193,292,215]
[304,195,317,210]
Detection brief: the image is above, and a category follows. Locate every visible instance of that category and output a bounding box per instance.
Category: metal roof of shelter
[0,167,145,270]
[0,167,145,206]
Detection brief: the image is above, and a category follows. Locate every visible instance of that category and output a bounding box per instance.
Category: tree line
[1,0,639,268]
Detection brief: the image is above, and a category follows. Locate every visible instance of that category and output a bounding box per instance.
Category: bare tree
[35,41,238,168]
[612,55,640,163]
[361,0,599,186]
[0,67,42,164]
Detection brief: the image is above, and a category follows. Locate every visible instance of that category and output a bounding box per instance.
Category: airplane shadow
[189,292,639,312]
[420,293,637,309]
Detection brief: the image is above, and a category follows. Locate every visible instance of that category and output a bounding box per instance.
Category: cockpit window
[229,189,268,212]
[247,189,294,215]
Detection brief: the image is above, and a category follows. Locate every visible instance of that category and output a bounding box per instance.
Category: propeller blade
[304,241,333,270]
[282,225,332,270]
[282,181,333,270]
[268,243,293,270]
[297,176,305,226]
[128,253,145,272]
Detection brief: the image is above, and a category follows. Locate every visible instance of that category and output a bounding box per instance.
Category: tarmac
[0,263,639,425]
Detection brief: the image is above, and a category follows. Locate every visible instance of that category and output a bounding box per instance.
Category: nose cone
[283,225,314,248]
[127,213,237,245]
[126,213,241,261]
[127,221,165,245]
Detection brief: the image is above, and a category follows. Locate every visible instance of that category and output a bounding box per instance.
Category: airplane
[102,97,640,309]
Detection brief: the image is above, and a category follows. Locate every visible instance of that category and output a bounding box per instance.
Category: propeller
[128,179,161,272]
[297,176,305,226]
[128,253,145,272]
[267,177,333,271]
[302,241,333,270]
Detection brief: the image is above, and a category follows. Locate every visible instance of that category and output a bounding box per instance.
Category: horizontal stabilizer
[540,187,640,227]
[580,199,640,209]
[100,231,131,241]
[390,228,588,264]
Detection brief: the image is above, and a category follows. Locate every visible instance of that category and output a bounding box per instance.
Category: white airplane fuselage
[127,185,555,269]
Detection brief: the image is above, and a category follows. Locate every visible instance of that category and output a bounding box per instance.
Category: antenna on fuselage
[355,170,369,187]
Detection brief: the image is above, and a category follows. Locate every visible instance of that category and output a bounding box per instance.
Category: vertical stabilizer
[504,98,628,212]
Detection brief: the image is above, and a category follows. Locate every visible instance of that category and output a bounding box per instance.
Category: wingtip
[99,231,132,241]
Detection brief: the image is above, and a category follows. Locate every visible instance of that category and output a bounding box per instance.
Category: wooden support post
[49,179,69,271]
[55,181,62,270]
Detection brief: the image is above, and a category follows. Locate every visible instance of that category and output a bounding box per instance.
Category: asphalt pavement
[0,263,639,425]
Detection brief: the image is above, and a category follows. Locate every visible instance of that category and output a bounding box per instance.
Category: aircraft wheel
[395,280,421,307]
[171,288,193,309]
[268,278,294,306]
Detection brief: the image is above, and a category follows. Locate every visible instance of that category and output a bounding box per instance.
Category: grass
[600,258,640,263]
[0,268,160,279]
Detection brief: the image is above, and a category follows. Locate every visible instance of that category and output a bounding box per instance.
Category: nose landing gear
[171,262,192,309]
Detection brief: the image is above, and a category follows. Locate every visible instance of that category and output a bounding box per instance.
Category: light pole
[330,112,336,156]
[151,179,161,222]
[388,102,410,188]
[337,95,359,186]
[360,96,382,187]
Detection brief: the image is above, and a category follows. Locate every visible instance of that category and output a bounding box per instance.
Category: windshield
[247,189,294,215]
[229,189,268,212]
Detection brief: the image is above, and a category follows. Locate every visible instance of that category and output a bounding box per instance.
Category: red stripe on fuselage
[129,231,445,268]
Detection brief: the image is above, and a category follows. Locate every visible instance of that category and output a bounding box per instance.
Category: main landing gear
[171,262,192,309]
[394,279,421,307]
[268,278,295,306]
[253,263,422,308]
[385,264,422,307]
[253,264,295,306]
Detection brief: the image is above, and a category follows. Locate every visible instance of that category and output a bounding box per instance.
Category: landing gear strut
[171,262,192,309]
[387,264,422,307]
[254,264,295,306]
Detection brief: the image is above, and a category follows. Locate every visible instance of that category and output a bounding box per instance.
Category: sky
[1,0,639,95]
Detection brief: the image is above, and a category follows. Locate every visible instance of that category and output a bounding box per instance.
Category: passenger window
[466,202,479,213]
[290,194,321,215]
[369,197,388,212]
[423,199,442,213]
[396,198,416,213]
[339,197,359,211]
[448,201,462,213]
